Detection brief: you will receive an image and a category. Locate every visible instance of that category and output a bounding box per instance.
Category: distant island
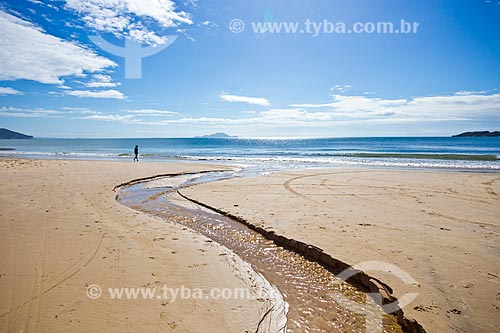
[452,131,500,137]
[0,128,33,139]
[196,132,237,138]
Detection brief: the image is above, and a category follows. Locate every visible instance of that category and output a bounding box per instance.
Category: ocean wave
[176,155,500,170]
[0,150,127,158]
[300,152,499,161]
[2,150,499,170]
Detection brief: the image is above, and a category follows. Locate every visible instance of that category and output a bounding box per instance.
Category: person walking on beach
[134,145,139,162]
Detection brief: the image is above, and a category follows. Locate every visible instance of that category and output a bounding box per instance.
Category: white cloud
[289,102,335,108]
[46,3,60,11]
[131,91,500,127]
[290,91,500,120]
[326,95,408,114]
[220,93,270,106]
[82,114,134,122]
[199,20,217,28]
[330,84,352,93]
[0,106,103,118]
[124,108,334,126]
[61,91,499,130]
[84,74,120,88]
[66,89,126,99]
[260,108,332,121]
[290,95,407,112]
[64,0,192,45]
[184,0,198,8]
[406,93,500,116]
[125,109,178,116]
[0,10,116,84]
[61,107,98,114]
[454,90,487,96]
[127,25,168,45]
[0,106,62,117]
[78,110,177,123]
[0,87,22,95]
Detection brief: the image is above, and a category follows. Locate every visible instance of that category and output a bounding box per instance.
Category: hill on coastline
[0,128,33,139]
[196,132,237,138]
[452,131,500,137]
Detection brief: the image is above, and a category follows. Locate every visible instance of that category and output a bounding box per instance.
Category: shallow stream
[116,170,404,333]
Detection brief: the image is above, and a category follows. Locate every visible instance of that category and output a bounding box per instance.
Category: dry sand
[0,158,273,332]
[181,168,500,332]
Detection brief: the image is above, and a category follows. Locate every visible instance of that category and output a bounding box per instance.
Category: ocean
[1,137,499,172]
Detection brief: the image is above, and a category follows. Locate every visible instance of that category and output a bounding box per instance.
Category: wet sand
[181,168,500,332]
[118,179,404,332]
[0,159,268,332]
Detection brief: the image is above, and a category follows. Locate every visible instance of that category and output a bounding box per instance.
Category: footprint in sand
[447,308,462,316]
[159,312,178,330]
[414,304,439,313]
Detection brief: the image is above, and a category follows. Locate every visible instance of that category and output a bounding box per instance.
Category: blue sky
[0,0,499,138]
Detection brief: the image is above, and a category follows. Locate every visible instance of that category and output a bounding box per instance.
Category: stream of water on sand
[116,170,405,333]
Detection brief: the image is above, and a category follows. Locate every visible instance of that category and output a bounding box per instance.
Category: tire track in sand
[0,201,106,320]
[282,170,376,202]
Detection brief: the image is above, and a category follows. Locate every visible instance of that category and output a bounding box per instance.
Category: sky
[0,0,499,138]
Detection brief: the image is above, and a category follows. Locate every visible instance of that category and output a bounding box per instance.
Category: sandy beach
[1,0,498,331]
[182,168,500,332]
[2,158,500,332]
[0,158,277,332]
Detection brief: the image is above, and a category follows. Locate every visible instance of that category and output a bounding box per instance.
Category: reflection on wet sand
[117,174,404,332]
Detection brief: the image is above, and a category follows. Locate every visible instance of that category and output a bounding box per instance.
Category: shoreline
[1,154,499,174]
